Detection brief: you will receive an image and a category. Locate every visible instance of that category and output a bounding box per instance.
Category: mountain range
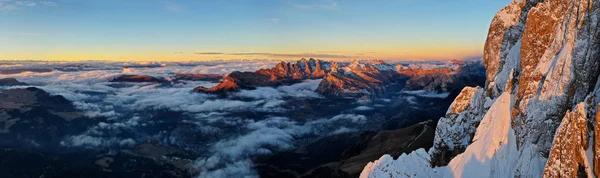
[193,58,485,100]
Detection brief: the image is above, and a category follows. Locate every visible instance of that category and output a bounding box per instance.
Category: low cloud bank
[194,114,367,177]
[1,61,374,178]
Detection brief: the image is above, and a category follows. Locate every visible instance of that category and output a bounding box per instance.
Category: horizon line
[0,57,483,63]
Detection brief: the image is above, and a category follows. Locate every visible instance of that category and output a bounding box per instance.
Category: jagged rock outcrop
[0,78,27,86]
[110,75,166,83]
[542,103,590,177]
[483,0,529,97]
[195,58,331,94]
[316,60,403,97]
[428,86,488,166]
[361,0,600,177]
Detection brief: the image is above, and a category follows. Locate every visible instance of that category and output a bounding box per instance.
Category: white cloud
[291,0,339,11]
[354,106,374,111]
[401,90,450,98]
[0,0,55,11]
[234,79,323,100]
[40,1,56,6]
[326,114,367,124]
[193,114,367,177]
[16,1,36,7]
[0,4,16,11]
[330,127,357,135]
[1,60,374,178]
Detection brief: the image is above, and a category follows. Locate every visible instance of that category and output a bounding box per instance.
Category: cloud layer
[1,59,456,178]
[0,60,380,178]
[0,0,56,11]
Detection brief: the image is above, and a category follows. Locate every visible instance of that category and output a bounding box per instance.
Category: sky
[0,0,511,61]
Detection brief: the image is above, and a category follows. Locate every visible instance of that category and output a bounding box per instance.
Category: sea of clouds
[0,60,373,178]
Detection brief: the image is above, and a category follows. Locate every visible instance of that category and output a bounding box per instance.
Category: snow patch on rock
[361,92,518,178]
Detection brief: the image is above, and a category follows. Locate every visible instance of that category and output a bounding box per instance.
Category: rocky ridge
[428,86,489,166]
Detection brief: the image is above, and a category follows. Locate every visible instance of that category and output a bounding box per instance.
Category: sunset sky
[0,0,510,61]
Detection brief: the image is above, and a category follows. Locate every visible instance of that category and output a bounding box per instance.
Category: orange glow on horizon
[0,44,484,62]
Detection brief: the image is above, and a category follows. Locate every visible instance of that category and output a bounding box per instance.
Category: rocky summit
[0,78,28,86]
[193,75,256,94]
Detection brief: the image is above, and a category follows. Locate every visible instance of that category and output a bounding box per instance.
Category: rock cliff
[360,0,600,177]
